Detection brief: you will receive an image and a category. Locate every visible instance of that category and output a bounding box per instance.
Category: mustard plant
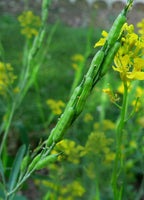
[0,0,136,199]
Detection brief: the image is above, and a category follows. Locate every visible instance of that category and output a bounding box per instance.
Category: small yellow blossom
[94,30,108,48]
[137,18,144,36]
[104,152,115,165]
[13,87,20,93]
[137,117,144,128]
[83,113,93,122]
[60,181,85,197]
[46,99,65,115]
[0,62,17,95]
[132,99,141,111]
[93,119,115,131]
[117,82,131,94]
[136,86,144,97]
[85,131,114,156]
[113,24,144,81]
[71,54,84,62]
[52,139,84,164]
[72,63,79,71]
[18,11,41,38]
[103,119,115,131]
[71,54,84,71]
[84,162,96,179]
[129,141,137,149]
[103,88,119,103]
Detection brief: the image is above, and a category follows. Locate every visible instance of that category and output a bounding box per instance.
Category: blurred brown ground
[0,0,144,30]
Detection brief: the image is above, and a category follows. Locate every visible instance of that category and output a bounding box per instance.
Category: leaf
[0,159,5,185]
[8,145,26,192]
[14,122,29,151]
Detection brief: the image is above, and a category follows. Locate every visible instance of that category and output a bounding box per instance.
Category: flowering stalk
[112,81,128,200]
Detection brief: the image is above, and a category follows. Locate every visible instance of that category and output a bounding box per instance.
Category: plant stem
[0,103,16,156]
[112,81,128,200]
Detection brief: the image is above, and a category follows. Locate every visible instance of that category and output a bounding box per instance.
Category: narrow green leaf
[14,122,29,151]
[8,145,26,192]
[0,159,5,185]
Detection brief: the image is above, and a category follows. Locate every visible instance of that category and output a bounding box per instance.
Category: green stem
[112,81,128,200]
[0,103,16,156]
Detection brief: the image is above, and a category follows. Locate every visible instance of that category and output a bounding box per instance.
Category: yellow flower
[102,119,115,131]
[46,99,65,115]
[83,113,93,122]
[18,11,41,38]
[71,54,84,62]
[137,18,144,36]
[137,117,144,128]
[129,141,137,149]
[60,181,85,197]
[13,87,20,93]
[0,62,17,95]
[93,119,115,131]
[104,152,115,165]
[136,86,144,97]
[71,54,84,71]
[94,30,108,48]
[85,131,114,156]
[103,88,119,103]
[84,162,96,179]
[117,82,131,94]
[113,24,144,81]
[132,99,141,111]
[72,63,79,71]
[53,139,84,164]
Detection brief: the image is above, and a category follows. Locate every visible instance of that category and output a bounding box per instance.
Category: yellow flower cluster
[103,88,119,103]
[83,113,93,122]
[71,54,84,71]
[0,62,17,95]
[113,23,144,81]
[83,131,115,178]
[85,131,114,156]
[60,181,85,198]
[35,179,85,200]
[137,18,144,36]
[93,119,115,131]
[46,99,65,115]
[18,11,41,38]
[117,82,131,94]
[94,23,144,81]
[52,139,84,164]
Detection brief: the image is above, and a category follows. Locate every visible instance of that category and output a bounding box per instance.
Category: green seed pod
[66,85,83,109]
[76,77,93,115]
[86,50,105,78]
[35,154,58,170]
[107,12,126,46]
[20,155,30,173]
[100,41,121,77]
[46,107,75,147]
[28,154,41,172]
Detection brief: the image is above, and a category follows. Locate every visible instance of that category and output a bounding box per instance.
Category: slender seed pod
[35,154,58,170]
[41,0,51,25]
[100,41,121,78]
[28,154,41,172]
[66,85,83,109]
[20,155,30,173]
[46,107,75,147]
[86,50,105,79]
[76,77,93,115]
[107,12,126,46]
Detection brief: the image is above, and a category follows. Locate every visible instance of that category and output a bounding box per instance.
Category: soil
[0,0,144,29]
